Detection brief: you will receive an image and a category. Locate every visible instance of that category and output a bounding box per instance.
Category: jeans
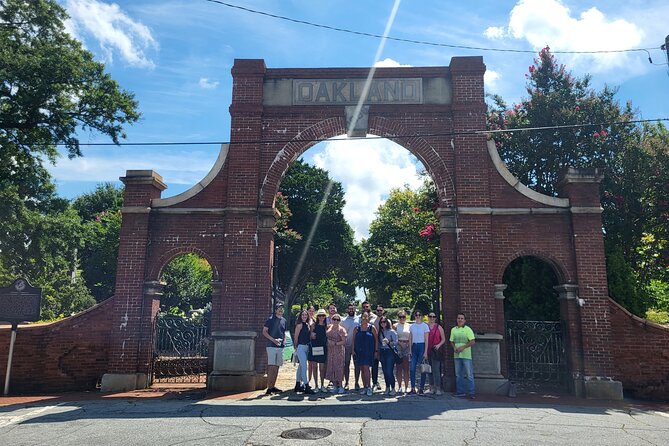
[372,357,379,385]
[380,349,396,389]
[454,358,475,395]
[430,355,442,389]
[295,344,309,384]
[410,343,427,390]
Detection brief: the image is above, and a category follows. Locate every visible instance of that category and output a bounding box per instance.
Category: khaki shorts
[266,347,284,366]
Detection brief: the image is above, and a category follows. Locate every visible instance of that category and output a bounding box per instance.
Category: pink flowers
[413,207,420,213]
[575,105,580,111]
[528,65,535,73]
[419,223,437,240]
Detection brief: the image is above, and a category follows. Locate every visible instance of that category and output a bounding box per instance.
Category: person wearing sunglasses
[426,313,446,395]
[371,304,385,390]
[408,310,429,394]
[308,309,329,392]
[293,310,315,394]
[377,316,398,395]
[325,315,347,394]
[393,310,411,393]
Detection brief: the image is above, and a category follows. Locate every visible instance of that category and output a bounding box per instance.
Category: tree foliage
[0,0,139,202]
[361,178,438,312]
[160,254,213,314]
[503,257,560,321]
[276,160,359,314]
[488,47,669,317]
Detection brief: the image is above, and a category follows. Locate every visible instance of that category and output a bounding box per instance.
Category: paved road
[1,389,668,446]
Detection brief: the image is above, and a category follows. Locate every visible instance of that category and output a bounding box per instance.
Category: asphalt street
[1,388,669,446]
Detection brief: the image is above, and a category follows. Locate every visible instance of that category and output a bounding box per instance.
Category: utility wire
[52,117,669,147]
[205,0,661,56]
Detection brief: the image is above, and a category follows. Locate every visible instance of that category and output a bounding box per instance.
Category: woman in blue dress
[352,312,378,396]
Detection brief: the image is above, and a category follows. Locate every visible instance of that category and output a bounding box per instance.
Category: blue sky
[51,0,669,239]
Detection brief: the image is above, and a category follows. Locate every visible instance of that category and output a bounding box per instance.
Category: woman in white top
[393,310,411,393]
[408,310,430,394]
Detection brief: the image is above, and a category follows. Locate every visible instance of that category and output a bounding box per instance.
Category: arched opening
[152,253,213,384]
[272,133,445,327]
[502,256,567,392]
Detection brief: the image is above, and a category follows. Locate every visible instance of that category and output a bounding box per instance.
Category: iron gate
[506,320,567,388]
[152,315,209,383]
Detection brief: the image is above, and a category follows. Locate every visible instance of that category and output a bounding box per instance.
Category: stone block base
[100,373,148,392]
[474,377,510,395]
[584,378,623,400]
[207,373,259,393]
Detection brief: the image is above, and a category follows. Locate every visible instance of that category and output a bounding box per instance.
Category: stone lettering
[292,78,422,105]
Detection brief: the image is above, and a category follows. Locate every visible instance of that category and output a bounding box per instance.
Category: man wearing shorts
[262,303,286,394]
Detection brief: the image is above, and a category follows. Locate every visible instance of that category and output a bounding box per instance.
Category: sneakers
[359,388,366,395]
[374,383,381,390]
[355,383,361,391]
[294,383,303,393]
[417,388,424,395]
[330,387,338,394]
[320,386,327,393]
[469,394,476,399]
[408,388,416,395]
[337,387,345,394]
[303,385,315,394]
[366,387,373,396]
[454,393,466,397]
[344,384,349,391]
[389,389,396,396]
[265,387,282,395]
[435,389,443,396]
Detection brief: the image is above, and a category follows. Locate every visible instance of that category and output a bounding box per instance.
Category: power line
[52,117,669,147]
[204,0,661,56]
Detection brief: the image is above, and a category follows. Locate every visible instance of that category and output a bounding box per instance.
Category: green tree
[488,47,668,316]
[160,254,213,314]
[73,184,124,301]
[0,0,139,203]
[503,257,560,321]
[276,160,359,316]
[361,178,438,312]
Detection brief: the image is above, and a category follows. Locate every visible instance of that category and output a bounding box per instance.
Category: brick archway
[102,57,622,399]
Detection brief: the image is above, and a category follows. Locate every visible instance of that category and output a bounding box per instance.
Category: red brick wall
[609,298,669,399]
[0,298,113,393]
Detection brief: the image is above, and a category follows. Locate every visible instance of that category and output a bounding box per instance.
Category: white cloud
[198,78,220,89]
[499,0,644,72]
[65,0,157,68]
[310,138,423,240]
[374,58,413,68]
[484,70,501,90]
[484,26,506,39]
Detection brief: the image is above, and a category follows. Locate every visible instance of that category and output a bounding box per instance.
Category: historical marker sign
[0,278,42,324]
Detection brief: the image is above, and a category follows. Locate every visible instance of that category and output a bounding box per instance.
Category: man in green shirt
[449,313,476,398]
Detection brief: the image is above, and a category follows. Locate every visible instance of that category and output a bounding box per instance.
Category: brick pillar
[101,170,166,392]
[555,283,585,395]
[437,207,459,392]
[449,56,495,333]
[208,59,268,392]
[559,167,622,399]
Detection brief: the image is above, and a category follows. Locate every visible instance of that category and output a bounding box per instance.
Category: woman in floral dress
[325,315,347,394]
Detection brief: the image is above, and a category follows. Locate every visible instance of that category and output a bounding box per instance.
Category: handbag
[311,346,325,356]
[420,359,432,374]
[390,341,402,363]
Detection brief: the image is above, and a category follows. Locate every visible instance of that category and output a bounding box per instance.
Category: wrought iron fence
[506,320,567,388]
[152,315,209,383]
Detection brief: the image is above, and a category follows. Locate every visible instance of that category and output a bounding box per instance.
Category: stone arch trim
[258,116,456,208]
[147,246,220,283]
[496,249,571,285]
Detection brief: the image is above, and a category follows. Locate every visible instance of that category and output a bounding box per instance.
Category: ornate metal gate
[152,315,209,383]
[506,320,567,388]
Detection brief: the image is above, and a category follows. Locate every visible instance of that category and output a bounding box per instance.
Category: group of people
[262,301,476,398]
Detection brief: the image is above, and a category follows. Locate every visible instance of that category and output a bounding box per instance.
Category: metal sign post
[3,323,18,396]
[0,279,42,396]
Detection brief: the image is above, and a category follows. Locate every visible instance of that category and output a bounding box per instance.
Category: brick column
[101,170,166,392]
[208,59,268,392]
[559,167,622,399]
[437,207,459,391]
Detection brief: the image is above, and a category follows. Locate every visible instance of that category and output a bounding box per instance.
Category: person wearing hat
[262,302,286,394]
[308,308,329,392]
